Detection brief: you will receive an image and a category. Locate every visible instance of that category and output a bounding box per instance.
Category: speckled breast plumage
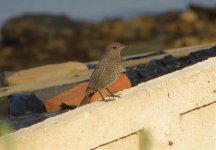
[87,55,122,92]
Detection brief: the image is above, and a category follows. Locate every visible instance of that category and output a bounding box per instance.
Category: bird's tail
[79,91,95,106]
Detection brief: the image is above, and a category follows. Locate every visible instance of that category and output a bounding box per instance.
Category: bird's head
[105,42,126,55]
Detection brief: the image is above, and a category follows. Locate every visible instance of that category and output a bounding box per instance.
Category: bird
[79,42,126,106]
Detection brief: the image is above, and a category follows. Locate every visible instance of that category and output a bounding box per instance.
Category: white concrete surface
[1,57,216,150]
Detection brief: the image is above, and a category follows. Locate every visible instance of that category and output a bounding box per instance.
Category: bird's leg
[98,90,105,101]
[106,88,121,99]
[98,90,113,102]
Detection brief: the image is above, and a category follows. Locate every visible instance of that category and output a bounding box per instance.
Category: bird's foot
[104,98,115,102]
[108,93,121,99]
[99,98,115,102]
[98,94,121,103]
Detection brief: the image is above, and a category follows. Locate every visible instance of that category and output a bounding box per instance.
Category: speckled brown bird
[79,42,126,106]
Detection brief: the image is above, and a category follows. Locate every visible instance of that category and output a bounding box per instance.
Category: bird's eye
[113,46,117,49]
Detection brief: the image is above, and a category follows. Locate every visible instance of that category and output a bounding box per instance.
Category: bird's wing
[87,58,107,91]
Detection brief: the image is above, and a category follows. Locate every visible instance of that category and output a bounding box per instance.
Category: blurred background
[0,0,216,70]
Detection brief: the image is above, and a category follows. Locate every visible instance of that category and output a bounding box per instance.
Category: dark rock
[9,111,66,130]
[9,93,46,117]
[126,45,216,86]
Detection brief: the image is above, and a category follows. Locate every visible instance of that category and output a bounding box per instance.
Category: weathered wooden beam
[0,70,92,98]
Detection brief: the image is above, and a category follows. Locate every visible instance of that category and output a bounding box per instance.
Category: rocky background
[0,4,216,70]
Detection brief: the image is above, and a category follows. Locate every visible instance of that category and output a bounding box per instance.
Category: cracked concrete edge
[0,57,216,150]
[94,129,153,150]
[180,102,216,150]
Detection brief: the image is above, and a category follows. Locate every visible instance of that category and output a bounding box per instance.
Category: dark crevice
[91,130,140,150]
[180,100,216,116]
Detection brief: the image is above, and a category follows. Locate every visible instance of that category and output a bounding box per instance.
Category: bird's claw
[99,98,115,102]
[104,99,115,102]
[108,93,121,99]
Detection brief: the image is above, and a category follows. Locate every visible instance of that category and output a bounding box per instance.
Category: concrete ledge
[181,102,216,150]
[1,57,216,149]
[95,129,151,150]
[95,130,142,150]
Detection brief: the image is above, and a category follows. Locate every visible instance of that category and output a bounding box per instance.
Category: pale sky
[0,0,215,27]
